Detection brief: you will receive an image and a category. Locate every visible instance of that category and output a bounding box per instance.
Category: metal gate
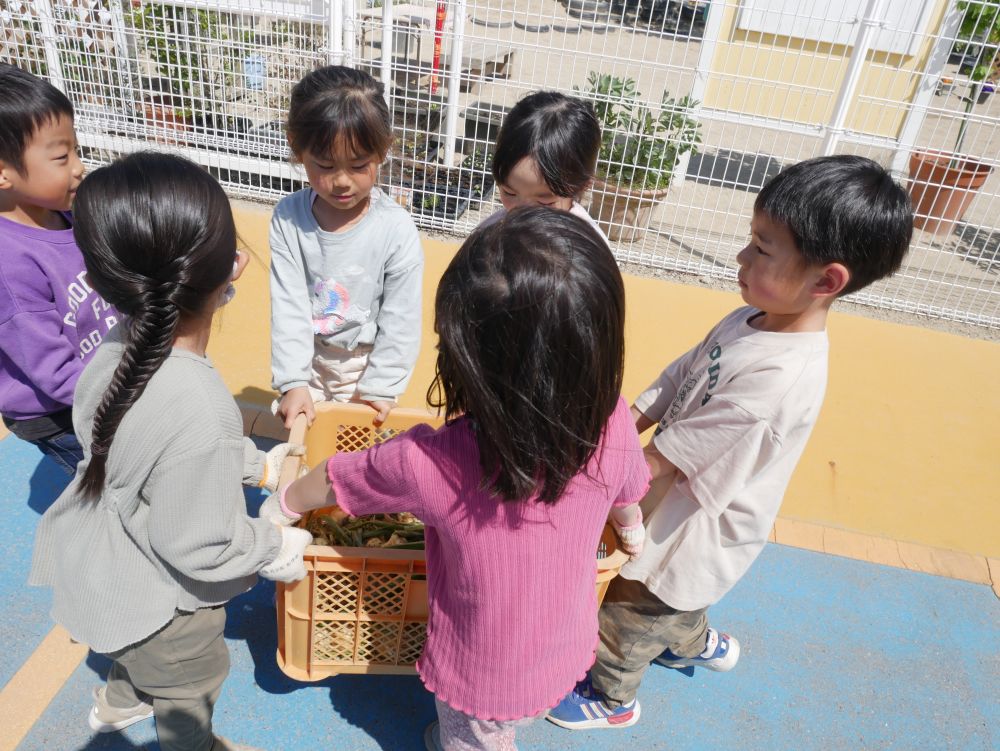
[2,0,998,328]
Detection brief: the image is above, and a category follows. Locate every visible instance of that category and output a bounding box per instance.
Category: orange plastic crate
[274,402,629,681]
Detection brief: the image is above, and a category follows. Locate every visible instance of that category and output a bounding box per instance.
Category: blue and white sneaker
[654,627,740,672]
[546,677,641,729]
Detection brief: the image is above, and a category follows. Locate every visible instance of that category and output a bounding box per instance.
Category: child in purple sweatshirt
[0,64,117,474]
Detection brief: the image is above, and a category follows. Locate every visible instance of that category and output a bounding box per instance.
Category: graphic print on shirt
[657,340,724,435]
[62,270,118,358]
[311,267,373,336]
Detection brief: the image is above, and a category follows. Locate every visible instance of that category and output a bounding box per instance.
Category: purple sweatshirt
[0,214,118,422]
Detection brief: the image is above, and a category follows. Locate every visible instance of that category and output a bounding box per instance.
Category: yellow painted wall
[703,2,947,138]
[218,202,1000,559]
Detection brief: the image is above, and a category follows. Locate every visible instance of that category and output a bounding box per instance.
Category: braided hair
[72,153,236,499]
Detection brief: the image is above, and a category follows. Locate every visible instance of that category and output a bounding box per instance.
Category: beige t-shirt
[622,306,829,611]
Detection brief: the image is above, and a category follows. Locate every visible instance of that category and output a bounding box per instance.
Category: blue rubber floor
[3,434,998,751]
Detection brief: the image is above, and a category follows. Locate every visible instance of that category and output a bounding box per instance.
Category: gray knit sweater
[29,327,282,653]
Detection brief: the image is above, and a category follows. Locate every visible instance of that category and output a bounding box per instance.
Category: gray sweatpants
[590,576,709,707]
[103,606,230,751]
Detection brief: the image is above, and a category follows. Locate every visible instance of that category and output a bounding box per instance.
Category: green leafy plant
[420,193,442,211]
[954,1,1000,154]
[129,2,240,119]
[461,146,492,174]
[577,71,702,192]
[460,147,495,198]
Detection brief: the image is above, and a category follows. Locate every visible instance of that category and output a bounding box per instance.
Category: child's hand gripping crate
[274,402,630,681]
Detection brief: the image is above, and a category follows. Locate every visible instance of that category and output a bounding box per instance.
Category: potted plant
[460,147,496,209]
[909,1,998,235]
[578,71,702,242]
[129,2,238,144]
[408,165,473,222]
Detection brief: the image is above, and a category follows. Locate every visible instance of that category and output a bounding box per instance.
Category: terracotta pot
[908,150,992,236]
[143,101,190,146]
[588,178,669,242]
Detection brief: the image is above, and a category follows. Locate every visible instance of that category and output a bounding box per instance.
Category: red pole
[431,0,447,94]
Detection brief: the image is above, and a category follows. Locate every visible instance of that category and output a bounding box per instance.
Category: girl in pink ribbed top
[269,207,650,750]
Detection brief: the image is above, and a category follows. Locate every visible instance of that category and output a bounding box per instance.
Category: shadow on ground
[687,149,784,193]
[955,222,1000,274]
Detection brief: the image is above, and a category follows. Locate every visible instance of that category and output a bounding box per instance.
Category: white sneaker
[87,685,154,733]
[654,628,741,672]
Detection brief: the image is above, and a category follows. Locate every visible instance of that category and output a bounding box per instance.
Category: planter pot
[142,102,190,146]
[390,96,443,132]
[387,139,440,190]
[588,178,669,242]
[908,150,993,236]
[396,137,440,169]
[460,101,510,155]
[411,183,472,221]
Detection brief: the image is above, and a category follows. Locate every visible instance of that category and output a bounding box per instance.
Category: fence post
[821,0,887,156]
[108,0,139,124]
[890,2,964,174]
[674,0,727,187]
[330,0,344,64]
[31,0,66,93]
[343,0,357,67]
[443,0,467,166]
[381,0,394,96]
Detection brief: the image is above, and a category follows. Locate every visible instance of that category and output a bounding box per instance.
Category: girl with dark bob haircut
[271,65,423,432]
[271,207,649,749]
[484,91,609,242]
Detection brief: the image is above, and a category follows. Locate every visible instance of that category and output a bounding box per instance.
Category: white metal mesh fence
[2,0,998,328]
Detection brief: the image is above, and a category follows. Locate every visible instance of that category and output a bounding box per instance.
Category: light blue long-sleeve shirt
[269,187,423,402]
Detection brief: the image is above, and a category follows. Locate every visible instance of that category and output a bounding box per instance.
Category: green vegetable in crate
[305,510,426,549]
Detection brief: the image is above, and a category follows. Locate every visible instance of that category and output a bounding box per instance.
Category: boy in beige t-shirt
[548,155,914,730]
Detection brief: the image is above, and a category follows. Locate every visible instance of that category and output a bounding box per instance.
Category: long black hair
[429,206,626,504]
[72,153,236,499]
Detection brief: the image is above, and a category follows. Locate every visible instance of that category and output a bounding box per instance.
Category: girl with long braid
[30,153,311,751]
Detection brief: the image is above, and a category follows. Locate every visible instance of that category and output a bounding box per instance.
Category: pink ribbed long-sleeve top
[327,398,650,720]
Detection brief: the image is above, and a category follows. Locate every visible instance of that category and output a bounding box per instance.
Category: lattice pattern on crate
[360,572,408,617]
[335,423,405,453]
[356,621,404,664]
[399,621,427,664]
[315,571,360,615]
[313,620,357,663]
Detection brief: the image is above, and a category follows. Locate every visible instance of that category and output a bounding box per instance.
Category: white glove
[260,442,305,493]
[259,526,312,583]
[259,486,302,527]
[612,518,646,559]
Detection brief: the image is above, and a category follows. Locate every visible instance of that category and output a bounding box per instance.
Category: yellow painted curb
[986,559,1000,599]
[773,517,997,594]
[0,625,89,751]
